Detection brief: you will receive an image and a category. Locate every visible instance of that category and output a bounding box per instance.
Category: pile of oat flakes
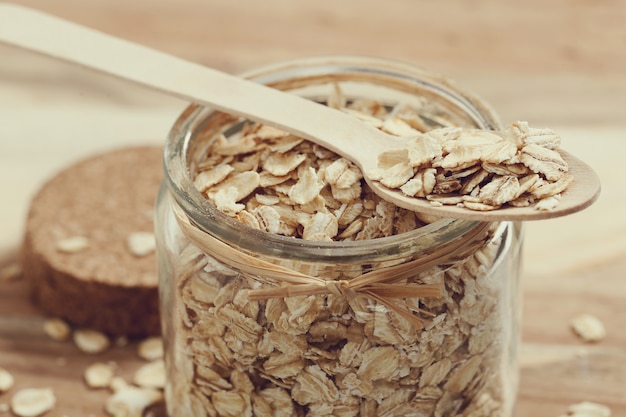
[369,121,572,212]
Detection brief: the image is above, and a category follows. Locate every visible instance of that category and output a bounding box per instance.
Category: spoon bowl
[364,148,599,221]
[0,3,601,221]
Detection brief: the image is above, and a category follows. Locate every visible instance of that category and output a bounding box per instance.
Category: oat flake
[10,388,55,417]
[105,385,163,417]
[43,317,72,342]
[56,236,89,253]
[73,329,111,354]
[133,359,166,389]
[127,232,156,257]
[560,401,611,417]
[84,362,116,389]
[137,337,164,361]
[0,367,14,393]
[570,314,606,343]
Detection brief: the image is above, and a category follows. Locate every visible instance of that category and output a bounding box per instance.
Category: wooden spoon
[0,4,600,221]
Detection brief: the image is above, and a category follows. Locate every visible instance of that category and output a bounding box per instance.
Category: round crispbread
[21,146,163,336]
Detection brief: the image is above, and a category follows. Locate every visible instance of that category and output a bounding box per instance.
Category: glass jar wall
[156,56,523,417]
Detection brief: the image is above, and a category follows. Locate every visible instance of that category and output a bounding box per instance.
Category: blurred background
[1,1,625,414]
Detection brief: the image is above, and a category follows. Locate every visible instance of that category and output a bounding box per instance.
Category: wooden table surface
[1,1,625,416]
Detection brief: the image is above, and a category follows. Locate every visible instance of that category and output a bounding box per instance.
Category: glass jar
[155,56,523,417]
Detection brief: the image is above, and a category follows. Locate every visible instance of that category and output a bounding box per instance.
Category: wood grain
[1,1,625,415]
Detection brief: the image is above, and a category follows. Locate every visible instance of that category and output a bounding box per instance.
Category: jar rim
[163,55,502,263]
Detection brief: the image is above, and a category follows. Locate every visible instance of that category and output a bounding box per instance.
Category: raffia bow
[173,205,492,328]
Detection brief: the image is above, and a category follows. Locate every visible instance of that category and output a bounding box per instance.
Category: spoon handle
[0,3,386,168]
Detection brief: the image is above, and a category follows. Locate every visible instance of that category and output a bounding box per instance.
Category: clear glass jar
[156,56,523,417]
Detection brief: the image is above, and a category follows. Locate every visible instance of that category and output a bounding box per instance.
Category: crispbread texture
[21,146,163,336]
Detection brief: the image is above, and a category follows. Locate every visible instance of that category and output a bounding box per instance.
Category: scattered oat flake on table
[10,388,56,417]
[84,362,116,389]
[105,385,163,417]
[0,367,14,393]
[109,376,129,393]
[559,401,611,417]
[570,313,606,343]
[43,317,72,341]
[133,359,166,389]
[127,232,156,257]
[137,337,164,361]
[56,236,89,253]
[73,329,111,354]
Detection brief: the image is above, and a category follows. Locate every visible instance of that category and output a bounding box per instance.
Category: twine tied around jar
[173,205,493,328]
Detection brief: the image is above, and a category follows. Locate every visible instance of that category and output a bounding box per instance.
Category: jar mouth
[163,55,502,263]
